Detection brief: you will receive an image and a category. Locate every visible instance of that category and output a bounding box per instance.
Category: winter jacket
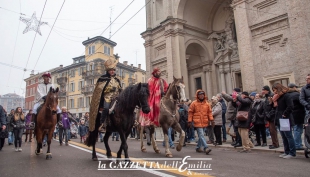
[188,90,214,128]
[212,102,222,126]
[0,105,6,127]
[274,93,294,127]
[300,84,310,109]
[6,113,14,132]
[262,92,276,122]
[178,105,188,127]
[60,113,71,129]
[10,113,25,129]
[233,96,253,128]
[249,100,265,125]
[222,93,237,121]
[288,90,306,125]
[79,124,88,137]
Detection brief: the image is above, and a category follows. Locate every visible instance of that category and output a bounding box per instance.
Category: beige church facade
[141,0,310,99]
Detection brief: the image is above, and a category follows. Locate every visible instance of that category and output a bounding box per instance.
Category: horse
[35,87,59,160]
[87,83,150,161]
[140,76,187,157]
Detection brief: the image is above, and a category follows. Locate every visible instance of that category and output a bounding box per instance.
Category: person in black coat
[272,83,296,159]
[287,83,305,150]
[232,92,253,152]
[250,94,267,146]
[0,105,7,151]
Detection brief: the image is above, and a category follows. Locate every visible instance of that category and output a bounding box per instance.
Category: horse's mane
[117,83,149,114]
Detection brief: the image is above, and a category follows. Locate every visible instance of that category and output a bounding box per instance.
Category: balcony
[81,85,95,95]
[82,70,102,79]
[58,91,67,98]
[57,77,67,86]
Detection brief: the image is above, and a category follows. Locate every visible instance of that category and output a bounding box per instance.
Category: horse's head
[171,76,187,102]
[47,87,59,115]
[137,83,150,114]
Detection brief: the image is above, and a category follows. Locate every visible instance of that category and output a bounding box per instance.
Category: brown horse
[35,87,59,160]
[140,76,187,157]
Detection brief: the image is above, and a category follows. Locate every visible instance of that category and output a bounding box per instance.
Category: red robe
[139,76,168,126]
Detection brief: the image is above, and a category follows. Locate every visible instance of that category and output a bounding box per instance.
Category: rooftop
[82,36,117,47]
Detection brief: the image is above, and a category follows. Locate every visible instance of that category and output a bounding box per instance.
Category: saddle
[98,96,118,133]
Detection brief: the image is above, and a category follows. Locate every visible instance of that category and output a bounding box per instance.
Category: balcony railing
[57,77,67,86]
[82,70,102,79]
[58,91,66,98]
[81,85,95,95]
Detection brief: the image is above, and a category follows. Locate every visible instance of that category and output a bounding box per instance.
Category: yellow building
[53,36,145,118]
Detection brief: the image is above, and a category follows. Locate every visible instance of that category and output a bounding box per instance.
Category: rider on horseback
[89,58,122,133]
[32,72,62,129]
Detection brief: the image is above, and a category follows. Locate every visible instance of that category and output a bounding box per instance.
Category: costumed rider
[89,58,122,134]
[32,72,62,128]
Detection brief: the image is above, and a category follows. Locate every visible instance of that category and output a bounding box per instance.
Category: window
[70,99,74,108]
[88,79,94,85]
[78,81,84,90]
[270,78,289,87]
[70,70,75,77]
[88,45,95,55]
[26,89,29,97]
[78,97,84,108]
[195,77,202,90]
[70,82,75,92]
[142,77,145,83]
[86,97,90,107]
[135,74,138,82]
[104,46,110,55]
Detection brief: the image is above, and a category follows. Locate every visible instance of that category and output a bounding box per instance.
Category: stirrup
[98,123,106,133]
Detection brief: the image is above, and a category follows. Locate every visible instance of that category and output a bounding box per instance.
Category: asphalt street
[0,133,309,177]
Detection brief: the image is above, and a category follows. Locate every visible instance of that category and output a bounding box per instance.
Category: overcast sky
[0,0,147,96]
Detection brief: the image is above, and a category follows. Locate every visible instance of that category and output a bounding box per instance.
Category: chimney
[130,64,133,68]
[123,61,128,66]
[30,70,34,76]
[138,64,141,69]
[60,65,63,68]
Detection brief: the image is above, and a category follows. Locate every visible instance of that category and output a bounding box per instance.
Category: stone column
[226,70,233,93]
[144,38,152,79]
[145,0,152,29]
[204,66,212,99]
[220,70,226,93]
[231,0,256,91]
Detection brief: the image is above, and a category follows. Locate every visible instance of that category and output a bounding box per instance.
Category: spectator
[25,110,33,142]
[233,92,253,153]
[287,83,305,150]
[272,83,296,159]
[222,88,242,147]
[79,119,88,143]
[217,94,227,143]
[162,127,175,149]
[211,96,223,145]
[0,105,7,151]
[10,107,25,152]
[112,132,119,141]
[188,90,213,155]
[178,101,188,146]
[300,74,310,117]
[6,109,14,145]
[59,107,71,146]
[70,122,78,139]
[262,85,279,149]
[250,94,267,146]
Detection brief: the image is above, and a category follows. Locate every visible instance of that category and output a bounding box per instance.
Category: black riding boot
[57,113,63,127]
[99,109,108,132]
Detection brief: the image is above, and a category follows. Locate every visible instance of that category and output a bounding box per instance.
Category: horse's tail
[85,130,98,147]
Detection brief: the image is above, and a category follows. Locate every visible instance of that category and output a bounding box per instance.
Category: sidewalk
[139,127,307,155]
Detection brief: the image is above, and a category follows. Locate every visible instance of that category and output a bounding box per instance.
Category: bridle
[46,94,57,115]
[161,81,182,118]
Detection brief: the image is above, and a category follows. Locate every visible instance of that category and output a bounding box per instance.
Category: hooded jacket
[188,90,214,128]
[212,102,222,126]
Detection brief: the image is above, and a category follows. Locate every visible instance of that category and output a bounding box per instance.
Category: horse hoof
[107,155,112,159]
[92,157,98,161]
[155,149,161,154]
[165,154,173,158]
[35,150,40,155]
[46,155,52,160]
[176,146,182,152]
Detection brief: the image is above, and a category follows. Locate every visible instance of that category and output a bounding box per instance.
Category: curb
[131,138,305,155]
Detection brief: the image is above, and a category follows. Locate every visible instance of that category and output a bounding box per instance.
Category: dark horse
[87,83,150,161]
[35,87,59,160]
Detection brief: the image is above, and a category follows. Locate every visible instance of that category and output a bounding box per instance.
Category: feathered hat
[104,58,118,71]
[42,72,51,78]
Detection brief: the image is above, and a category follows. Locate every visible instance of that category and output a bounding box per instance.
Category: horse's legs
[103,131,113,158]
[35,129,43,155]
[162,124,172,157]
[140,125,146,152]
[117,131,130,162]
[150,125,160,153]
[46,130,53,160]
[172,123,185,152]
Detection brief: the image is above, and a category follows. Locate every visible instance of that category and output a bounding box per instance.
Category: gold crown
[104,58,118,71]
